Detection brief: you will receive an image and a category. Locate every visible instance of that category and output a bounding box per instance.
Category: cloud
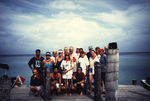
[49,1,85,10]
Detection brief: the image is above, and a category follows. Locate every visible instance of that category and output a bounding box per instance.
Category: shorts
[51,83,63,89]
[36,86,43,91]
[62,74,72,79]
[101,72,106,82]
[89,68,94,75]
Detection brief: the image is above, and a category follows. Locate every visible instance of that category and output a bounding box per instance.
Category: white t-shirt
[89,56,99,75]
[76,53,80,59]
[60,60,74,75]
[51,56,57,63]
[70,53,78,72]
[78,56,89,75]
[96,54,101,60]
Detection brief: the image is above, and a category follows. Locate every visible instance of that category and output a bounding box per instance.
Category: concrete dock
[10,85,150,101]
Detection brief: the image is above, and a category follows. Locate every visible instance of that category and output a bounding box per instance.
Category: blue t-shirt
[43,61,53,73]
[100,54,106,72]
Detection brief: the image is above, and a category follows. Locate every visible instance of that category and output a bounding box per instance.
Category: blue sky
[0,0,150,54]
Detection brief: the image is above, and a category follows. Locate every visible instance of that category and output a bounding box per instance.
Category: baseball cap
[99,49,104,52]
[77,67,82,71]
[46,52,51,56]
[88,46,93,49]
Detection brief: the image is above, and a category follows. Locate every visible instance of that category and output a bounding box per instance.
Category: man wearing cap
[28,49,44,74]
[99,49,106,93]
[72,67,85,95]
[51,50,58,63]
[86,46,93,60]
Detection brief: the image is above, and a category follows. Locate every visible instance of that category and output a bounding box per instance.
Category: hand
[73,76,76,80]
[63,70,68,73]
[77,82,80,84]
[104,67,106,70]
[73,83,77,86]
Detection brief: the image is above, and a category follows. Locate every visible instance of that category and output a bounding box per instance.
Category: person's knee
[81,83,84,88]
[51,86,55,91]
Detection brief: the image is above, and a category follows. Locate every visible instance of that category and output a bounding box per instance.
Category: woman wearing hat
[55,49,64,75]
[42,52,55,73]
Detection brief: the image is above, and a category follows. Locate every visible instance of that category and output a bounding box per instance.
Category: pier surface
[10,85,150,101]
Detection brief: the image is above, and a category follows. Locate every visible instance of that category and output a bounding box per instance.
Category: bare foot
[69,93,72,96]
[65,93,67,96]
[80,92,83,96]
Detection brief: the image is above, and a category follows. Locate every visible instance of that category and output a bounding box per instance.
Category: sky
[0,0,150,55]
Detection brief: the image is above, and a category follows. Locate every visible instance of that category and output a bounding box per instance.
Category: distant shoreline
[0,52,150,56]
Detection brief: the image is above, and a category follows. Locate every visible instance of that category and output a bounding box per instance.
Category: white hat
[58,49,63,53]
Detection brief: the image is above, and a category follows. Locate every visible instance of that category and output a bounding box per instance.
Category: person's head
[99,49,104,56]
[104,46,108,53]
[76,47,80,53]
[35,49,41,57]
[64,47,68,53]
[32,69,38,76]
[77,67,82,74]
[88,46,93,52]
[95,47,100,54]
[64,52,70,60]
[79,48,83,53]
[69,46,74,54]
[46,52,51,59]
[81,52,85,58]
[53,50,57,56]
[90,50,95,57]
[58,49,63,57]
[53,66,58,74]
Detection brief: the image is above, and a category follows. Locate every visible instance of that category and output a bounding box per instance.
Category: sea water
[0,52,150,85]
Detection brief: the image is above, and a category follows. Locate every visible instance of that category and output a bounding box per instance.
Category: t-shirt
[100,54,106,72]
[86,52,91,60]
[28,56,44,74]
[51,56,57,63]
[70,53,78,72]
[30,74,43,86]
[73,72,85,83]
[60,60,74,75]
[78,56,89,75]
[96,54,101,60]
[89,56,99,74]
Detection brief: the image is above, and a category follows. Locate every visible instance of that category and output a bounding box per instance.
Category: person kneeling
[50,67,63,95]
[72,67,85,95]
[30,69,43,97]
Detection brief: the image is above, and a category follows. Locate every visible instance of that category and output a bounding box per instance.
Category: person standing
[76,47,80,59]
[55,49,64,74]
[51,50,58,63]
[64,47,68,56]
[104,46,108,55]
[89,50,99,94]
[86,46,93,60]
[28,49,44,74]
[30,69,43,97]
[99,49,106,93]
[60,53,73,95]
[42,52,55,73]
[95,47,101,60]
[78,52,89,76]
[69,46,78,74]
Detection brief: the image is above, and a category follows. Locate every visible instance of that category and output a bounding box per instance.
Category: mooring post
[43,66,51,101]
[106,43,119,101]
[94,62,102,101]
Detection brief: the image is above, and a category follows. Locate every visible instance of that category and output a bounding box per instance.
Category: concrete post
[94,62,102,101]
[43,66,51,101]
[106,49,119,101]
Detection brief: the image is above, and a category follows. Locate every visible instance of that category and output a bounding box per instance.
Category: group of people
[28,46,108,97]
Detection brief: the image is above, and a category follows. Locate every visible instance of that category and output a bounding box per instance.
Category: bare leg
[64,79,67,95]
[30,86,38,96]
[68,79,72,95]
[89,75,93,94]
[80,83,84,95]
